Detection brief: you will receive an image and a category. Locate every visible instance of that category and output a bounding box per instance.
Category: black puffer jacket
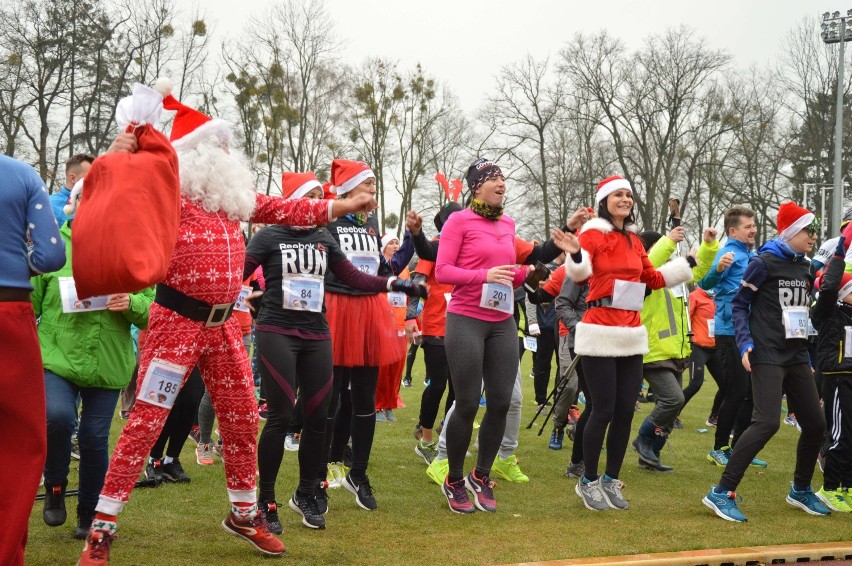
[812,252,852,374]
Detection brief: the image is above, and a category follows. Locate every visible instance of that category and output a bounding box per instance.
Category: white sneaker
[284,433,300,452]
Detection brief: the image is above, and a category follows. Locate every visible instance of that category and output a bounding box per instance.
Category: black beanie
[639,230,662,252]
[434,202,463,232]
[465,158,503,195]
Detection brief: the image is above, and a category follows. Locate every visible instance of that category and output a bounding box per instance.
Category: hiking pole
[525,355,571,429]
[526,352,581,430]
[536,352,583,436]
[668,197,693,336]
[35,477,160,501]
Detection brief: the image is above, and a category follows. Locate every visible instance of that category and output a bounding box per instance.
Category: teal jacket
[31,222,154,389]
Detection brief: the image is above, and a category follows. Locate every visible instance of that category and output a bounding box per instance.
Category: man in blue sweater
[0,154,66,565]
[49,153,94,226]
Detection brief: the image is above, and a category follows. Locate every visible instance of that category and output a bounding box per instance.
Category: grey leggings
[444,313,518,481]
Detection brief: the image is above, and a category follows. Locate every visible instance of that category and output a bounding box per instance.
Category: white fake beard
[177,139,257,220]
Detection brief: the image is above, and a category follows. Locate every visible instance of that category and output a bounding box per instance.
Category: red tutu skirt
[326,292,406,367]
[376,355,406,410]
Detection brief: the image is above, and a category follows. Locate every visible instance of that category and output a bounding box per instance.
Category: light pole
[821,9,852,235]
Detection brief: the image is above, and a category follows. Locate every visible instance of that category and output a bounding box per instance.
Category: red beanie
[155,78,231,150]
[330,159,374,196]
[776,202,814,242]
[595,175,632,205]
[281,172,322,199]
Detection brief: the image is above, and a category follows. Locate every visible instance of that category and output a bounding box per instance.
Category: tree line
[1,0,849,243]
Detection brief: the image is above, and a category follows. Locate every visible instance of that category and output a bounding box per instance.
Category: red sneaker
[77,529,116,565]
[221,512,285,556]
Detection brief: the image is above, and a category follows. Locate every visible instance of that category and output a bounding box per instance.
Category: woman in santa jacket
[556,175,694,512]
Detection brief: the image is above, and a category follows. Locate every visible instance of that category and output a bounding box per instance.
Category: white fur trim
[227,489,257,504]
[334,169,375,195]
[573,322,649,357]
[658,257,693,288]
[172,118,232,151]
[779,212,815,242]
[580,217,613,234]
[595,178,632,204]
[96,495,127,515]
[63,178,85,216]
[565,249,592,282]
[291,179,322,200]
[153,77,173,97]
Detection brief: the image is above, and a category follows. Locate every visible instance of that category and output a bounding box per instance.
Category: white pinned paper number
[781,306,809,340]
[480,283,513,314]
[282,276,323,312]
[137,359,187,409]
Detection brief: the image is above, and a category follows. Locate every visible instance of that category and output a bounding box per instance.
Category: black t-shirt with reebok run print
[246,225,347,336]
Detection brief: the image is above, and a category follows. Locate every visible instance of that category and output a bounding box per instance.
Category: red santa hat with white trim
[330,159,375,196]
[595,175,633,205]
[154,77,231,151]
[282,172,322,199]
[776,201,815,243]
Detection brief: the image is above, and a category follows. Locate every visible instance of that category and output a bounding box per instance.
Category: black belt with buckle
[155,284,235,328]
[587,296,613,309]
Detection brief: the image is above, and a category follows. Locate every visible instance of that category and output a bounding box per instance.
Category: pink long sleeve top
[435,208,526,322]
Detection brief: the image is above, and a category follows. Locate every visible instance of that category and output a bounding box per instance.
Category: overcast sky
[200,0,830,113]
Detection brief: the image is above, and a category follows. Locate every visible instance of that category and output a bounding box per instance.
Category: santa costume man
[78,82,376,565]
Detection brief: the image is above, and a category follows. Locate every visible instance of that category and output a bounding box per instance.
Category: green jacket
[31,222,154,390]
[642,237,718,364]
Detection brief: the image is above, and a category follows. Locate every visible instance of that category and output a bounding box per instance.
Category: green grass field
[26,354,852,565]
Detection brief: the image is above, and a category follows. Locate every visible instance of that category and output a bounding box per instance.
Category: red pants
[376,356,405,411]
[0,302,45,566]
[97,304,259,514]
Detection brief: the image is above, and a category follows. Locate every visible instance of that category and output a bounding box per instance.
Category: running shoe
[315,481,329,514]
[289,491,326,529]
[549,427,564,450]
[575,478,609,511]
[578,392,586,405]
[259,501,283,535]
[703,485,747,522]
[632,436,661,466]
[343,473,377,511]
[213,438,224,459]
[816,486,852,512]
[749,456,768,468]
[188,425,201,446]
[326,462,348,489]
[120,410,130,420]
[375,410,387,423]
[565,461,585,479]
[784,413,802,432]
[162,459,190,483]
[442,477,475,514]
[426,457,449,486]
[600,476,628,509]
[707,448,729,467]
[786,484,831,516]
[492,454,529,483]
[221,511,285,556]
[638,458,674,473]
[384,409,397,422]
[465,471,496,512]
[415,441,438,465]
[402,378,412,388]
[196,443,214,466]
[258,403,269,421]
[672,417,684,430]
[77,528,116,565]
[71,435,80,460]
[706,415,718,427]
[284,433,300,452]
[145,458,164,484]
[43,482,67,526]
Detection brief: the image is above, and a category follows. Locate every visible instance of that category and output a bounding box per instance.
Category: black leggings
[570,364,593,465]
[322,366,379,481]
[150,366,204,459]
[419,340,455,430]
[256,331,333,499]
[405,343,419,381]
[683,344,724,410]
[580,355,644,481]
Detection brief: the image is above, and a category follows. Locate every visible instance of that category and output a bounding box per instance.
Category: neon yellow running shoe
[492,454,529,483]
[426,457,449,486]
[816,486,852,512]
[327,461,349,489]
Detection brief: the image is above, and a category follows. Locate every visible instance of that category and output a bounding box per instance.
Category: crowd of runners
[2,80,850,566]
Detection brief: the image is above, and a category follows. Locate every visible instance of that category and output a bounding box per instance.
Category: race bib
[347,251,380,276]
[610,279,646,312]
[388,291,406,308]
[233,285,253,313]
[480,283,513,314]
[137,358,187,409]
[523,335,538,352]
[282,275,324,312]
[782,306,809,340]
[846,326,852,358]
[59,277,109,313]
[707,319,715,339]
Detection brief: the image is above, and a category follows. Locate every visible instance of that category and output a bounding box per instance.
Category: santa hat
[595,175,632,205]
[282,172,322,199]
[154,77,231,151]
[330,159,375,196]
[776,201,814,242]
[62,178,85,217]
[816,270,852,301]
[381,233,399,252]
[322,182,336,200]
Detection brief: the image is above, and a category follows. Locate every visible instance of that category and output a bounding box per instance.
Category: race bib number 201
[480,283,513,314]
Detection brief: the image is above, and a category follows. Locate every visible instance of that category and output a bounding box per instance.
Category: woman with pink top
[434,158,534,514]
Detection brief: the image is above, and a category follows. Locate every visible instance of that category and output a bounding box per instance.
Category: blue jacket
[698,238,755,336]
[49,186,72,226]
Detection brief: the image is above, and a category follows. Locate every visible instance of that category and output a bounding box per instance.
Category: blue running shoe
[549,428,564,450]
[786,484,831,516]
[702,485,747,522]
[749,456,767,468]
[706,448,729,467]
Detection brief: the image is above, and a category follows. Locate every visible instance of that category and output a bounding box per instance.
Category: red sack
[72,125,180,298]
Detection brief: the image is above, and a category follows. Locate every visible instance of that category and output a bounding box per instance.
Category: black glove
[391,278,429,299]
